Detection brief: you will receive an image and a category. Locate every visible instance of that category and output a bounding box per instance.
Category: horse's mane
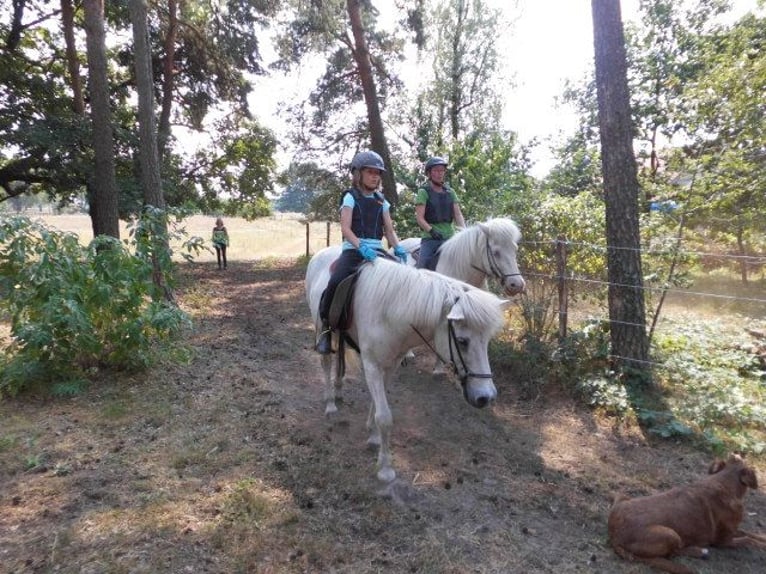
[354,258,505,333]
[437,218,521,278]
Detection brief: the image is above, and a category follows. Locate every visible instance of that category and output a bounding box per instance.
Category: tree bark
[591,0,650,375]
[61,0,85,115]
[346,0,397,207]
[83,0,120,239]
[130,0,164,212]
[130,0,175,303]
[157,0,178,160]
[6,0,26,51]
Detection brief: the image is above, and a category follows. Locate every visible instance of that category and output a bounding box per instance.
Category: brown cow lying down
[608,454,766,574]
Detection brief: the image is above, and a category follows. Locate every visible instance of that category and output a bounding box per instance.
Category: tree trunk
[591,0,650,375]
[346,0,397,207]
[130,0,164,212]
[157,0,178,160]
[83,0,120,239]
[736,224,748,284]
[61,0,85,115]
[448,0,467,141]
[6,0,26,51]
[130,0,175,303]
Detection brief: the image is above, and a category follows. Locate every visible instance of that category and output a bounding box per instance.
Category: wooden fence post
[556,235,568,340]
[304,221,310,258]
[326,221,331,247]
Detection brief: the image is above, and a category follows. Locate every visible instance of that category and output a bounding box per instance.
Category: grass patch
[497,276,766,454]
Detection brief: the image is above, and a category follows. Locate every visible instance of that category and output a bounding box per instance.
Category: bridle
[410,313,493,389]
[470,235,523,285]
[447,319,494,387]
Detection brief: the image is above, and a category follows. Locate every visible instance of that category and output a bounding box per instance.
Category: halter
[410,314,493,389]
[471,234,523,285]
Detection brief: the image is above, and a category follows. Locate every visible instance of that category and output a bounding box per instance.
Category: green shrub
[0,215,191,397]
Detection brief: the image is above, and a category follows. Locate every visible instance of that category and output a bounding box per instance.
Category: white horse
[398,218,526,295]
[398,218,525,369]
[305,249,510,481]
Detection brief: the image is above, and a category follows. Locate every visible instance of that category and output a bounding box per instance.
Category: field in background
[13,213,765,320]
[27,213,342,262]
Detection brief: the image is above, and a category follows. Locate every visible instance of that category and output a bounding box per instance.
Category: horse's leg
[363,360,395,482]
[322,352,341,416]
[366,400,380,446]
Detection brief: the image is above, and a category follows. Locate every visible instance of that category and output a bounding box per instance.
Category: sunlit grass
[28,213,342,262]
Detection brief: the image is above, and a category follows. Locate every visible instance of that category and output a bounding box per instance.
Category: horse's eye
[457,337,469,348]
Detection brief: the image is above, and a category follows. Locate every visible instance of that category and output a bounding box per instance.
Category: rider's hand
[429,228,444,241]
[358,244,378,261]
[393,245,408,264]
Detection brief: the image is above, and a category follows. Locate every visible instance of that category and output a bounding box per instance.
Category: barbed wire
[521,271,766,304]
[521,239,766,263]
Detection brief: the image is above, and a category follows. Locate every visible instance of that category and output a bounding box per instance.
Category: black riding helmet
[424,156,448,173]
[350,150,386,172]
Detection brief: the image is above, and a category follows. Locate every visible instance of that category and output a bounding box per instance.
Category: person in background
[212,217,229,270]
[414,156,466,270]
[315,150,408,354]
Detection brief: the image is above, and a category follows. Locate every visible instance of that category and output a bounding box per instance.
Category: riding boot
[315,322,332,354]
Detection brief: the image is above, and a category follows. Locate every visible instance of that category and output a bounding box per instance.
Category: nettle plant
[0,215,192,397]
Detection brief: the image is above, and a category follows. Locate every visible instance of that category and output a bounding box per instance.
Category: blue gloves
[358,244,378,261]
[394,245,408,264]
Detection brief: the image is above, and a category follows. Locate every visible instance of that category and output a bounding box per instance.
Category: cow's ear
[740,467,758,490]
[708,459,726,475]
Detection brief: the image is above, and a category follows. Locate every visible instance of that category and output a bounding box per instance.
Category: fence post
[556,235,568,340]
[326,221,331,247]
[304,221,310,258]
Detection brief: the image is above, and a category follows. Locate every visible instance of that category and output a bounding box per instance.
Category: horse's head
[434,288,510,408]
[478,220,526,296]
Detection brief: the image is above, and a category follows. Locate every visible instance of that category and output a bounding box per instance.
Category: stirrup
[315,328,333,354]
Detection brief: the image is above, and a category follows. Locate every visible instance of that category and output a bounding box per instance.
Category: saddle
[327,248,398,331]
[328,271,360,331]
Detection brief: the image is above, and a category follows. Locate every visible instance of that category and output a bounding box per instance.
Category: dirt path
[1,259,765,573]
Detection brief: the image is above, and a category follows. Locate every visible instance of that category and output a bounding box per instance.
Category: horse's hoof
[377,467,396,482]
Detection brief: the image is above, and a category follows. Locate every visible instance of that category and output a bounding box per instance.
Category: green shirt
[415,186,460,239]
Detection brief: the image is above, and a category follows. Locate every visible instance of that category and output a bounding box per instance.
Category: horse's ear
[478,222,490,236]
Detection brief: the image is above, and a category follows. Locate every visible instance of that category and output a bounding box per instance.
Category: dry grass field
[26,213,342,262]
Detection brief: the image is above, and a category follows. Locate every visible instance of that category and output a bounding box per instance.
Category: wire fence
[517,237,766,369]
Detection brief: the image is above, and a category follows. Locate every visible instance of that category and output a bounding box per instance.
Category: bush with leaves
[0,216,191,397]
